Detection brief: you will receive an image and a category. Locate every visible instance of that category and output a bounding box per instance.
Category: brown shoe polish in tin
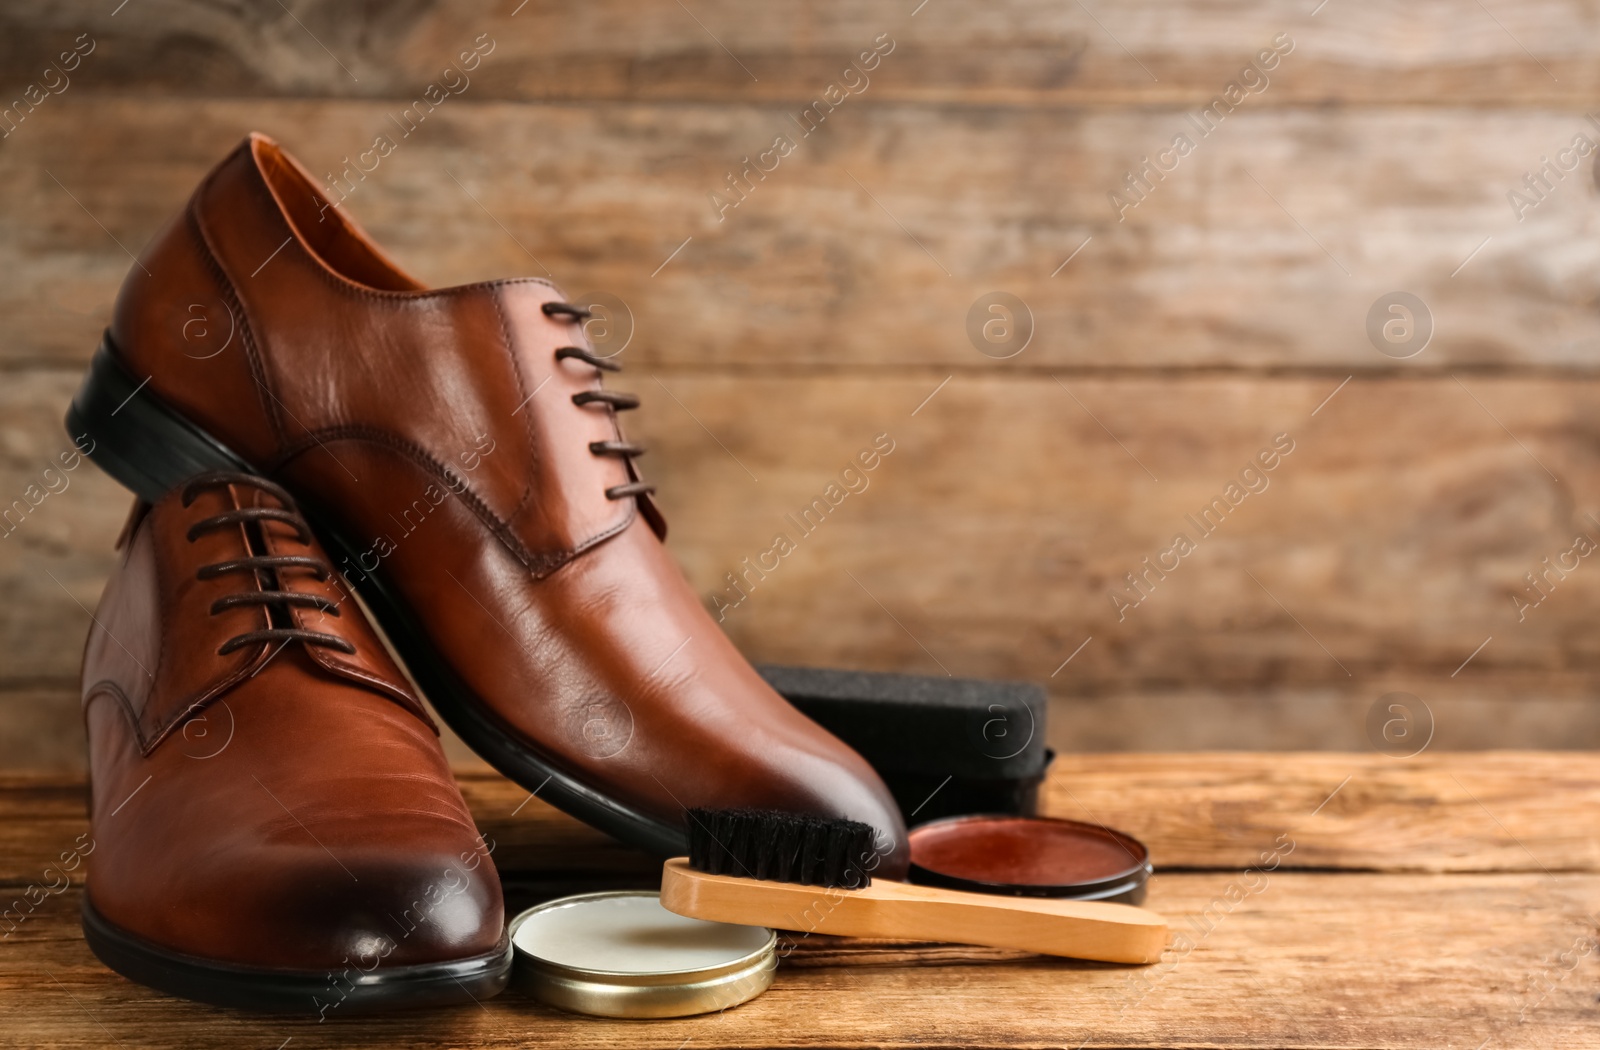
[907,814,1152,905]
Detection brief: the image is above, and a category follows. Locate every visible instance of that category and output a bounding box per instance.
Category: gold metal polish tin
[508,891,776,1018]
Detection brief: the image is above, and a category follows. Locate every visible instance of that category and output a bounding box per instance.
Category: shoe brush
[658,809,1168,964]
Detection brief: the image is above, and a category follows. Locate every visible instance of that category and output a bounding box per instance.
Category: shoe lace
[544,300,655,501]
[180,472,356,658]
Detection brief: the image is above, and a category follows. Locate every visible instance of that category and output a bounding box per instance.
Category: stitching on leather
[488,286,537,520]
[217,166,567,444]
[87,650,268,757]
[255,519,436,729]
[146,514,170,740]
[249,204,564,303]
[560,501,638,569]
[230,171,562,304]
[266,427,573,576]
[187,152,285,445]
[242,146,562,304]
[316,652,438,731]
[266,423,512,534]
[140,651,269,755]
[83,680,147,749]
[199,149,633,575]
[498,297,633,543]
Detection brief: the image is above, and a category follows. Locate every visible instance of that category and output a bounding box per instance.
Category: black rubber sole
[81,897,512,1016]
[65,337,256,500]
[68,335,689,859]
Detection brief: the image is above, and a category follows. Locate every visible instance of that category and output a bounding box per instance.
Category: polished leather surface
[110,134,909,874]
[83,485,504,969]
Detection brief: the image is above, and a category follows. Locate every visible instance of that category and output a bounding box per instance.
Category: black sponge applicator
[756,665,1051,825]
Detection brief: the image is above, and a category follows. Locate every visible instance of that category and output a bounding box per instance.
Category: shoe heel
[66,333,256,501]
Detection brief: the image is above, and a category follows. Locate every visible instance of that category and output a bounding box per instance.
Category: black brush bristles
[684,808,878,889]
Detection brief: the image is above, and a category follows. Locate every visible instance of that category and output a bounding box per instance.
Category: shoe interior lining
[252,138,425,293]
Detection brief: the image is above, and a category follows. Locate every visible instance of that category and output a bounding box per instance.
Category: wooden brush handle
[659,859,1168,964]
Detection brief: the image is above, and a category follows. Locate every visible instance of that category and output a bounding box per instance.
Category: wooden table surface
[3,752,1597,1049]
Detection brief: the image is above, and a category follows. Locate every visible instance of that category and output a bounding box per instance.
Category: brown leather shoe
[68,133,909,876]
[80,475,510,1014]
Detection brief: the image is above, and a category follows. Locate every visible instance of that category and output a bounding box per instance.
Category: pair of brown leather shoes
[71,134,906,1013]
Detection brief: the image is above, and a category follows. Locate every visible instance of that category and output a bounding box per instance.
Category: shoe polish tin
[907,814,1153,904]
[509,890,776,1018]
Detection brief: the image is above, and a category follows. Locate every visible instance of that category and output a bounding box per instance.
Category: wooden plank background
[6,1,1600,770]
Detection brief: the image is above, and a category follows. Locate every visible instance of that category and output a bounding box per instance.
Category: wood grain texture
[5,4,1600,769]
[2,7,1597,1041]
[11,367,1600,759]
[15,672,1599,776]
[1041,752,1600,874]
[3,756,1599,1047]
[3,1,1597,105]
[3,98,1600,372]
[632,373,1600,698]
[0,690,86,776]
[9,873,1597,1049]
[7,753,1599,890]
[0,372,129,690]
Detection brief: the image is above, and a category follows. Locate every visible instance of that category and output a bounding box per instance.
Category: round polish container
[509,891,776,1018]
[907,814,1152,904]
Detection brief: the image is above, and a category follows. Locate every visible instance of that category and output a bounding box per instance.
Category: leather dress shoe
[68,133,909,875]
[80,474,510,1014]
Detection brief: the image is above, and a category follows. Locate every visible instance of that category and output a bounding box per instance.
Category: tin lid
[509,891,776,1019]
[908,814,1153,904]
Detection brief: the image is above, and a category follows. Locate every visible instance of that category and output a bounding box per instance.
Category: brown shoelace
[181,473,356,658]
[544,300,656,501]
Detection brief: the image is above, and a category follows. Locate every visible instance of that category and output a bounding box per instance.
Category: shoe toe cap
[275,844,506,968]
[91,831,506,973]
